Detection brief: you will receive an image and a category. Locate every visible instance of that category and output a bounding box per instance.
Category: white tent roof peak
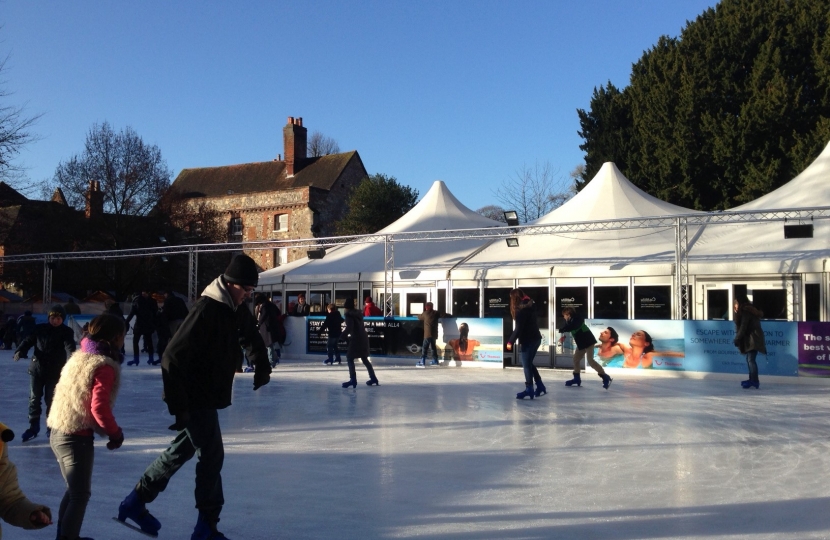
[378,179,505,233]
[534,161,695,224]
[732,140,830,211]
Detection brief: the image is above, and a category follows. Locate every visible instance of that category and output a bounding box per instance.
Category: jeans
[745,350,759,382]
[51,432,94,539]
[136,409,225,520]
[421,337,438,362]
[28,360,59,425]
[326,336,341,362]
[521,338,543,387]
[347,355,377,382]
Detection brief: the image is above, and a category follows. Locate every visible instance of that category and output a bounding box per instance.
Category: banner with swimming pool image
[585,319,685,370]
[437,318,504,363]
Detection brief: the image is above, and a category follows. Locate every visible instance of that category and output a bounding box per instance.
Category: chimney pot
[297,117,303,127]
[287,116,294,125]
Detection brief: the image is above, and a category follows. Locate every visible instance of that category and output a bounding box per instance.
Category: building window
[274,213,288,231]
[273,248,288,267]
[230,217,243,239]
[189,221,203,236]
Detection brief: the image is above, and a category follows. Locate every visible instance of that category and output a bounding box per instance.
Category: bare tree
[475,204,508,223]
[307,131,341,157]
[51,122,172,216]
[493,161,571,223]
[0,54,41,188]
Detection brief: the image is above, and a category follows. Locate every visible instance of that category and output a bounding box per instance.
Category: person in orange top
[447,323,481,361]
[47,314,126,540]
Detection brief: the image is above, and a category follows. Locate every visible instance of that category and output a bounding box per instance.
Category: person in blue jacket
[558,307,612,389]
[506,289,546,400]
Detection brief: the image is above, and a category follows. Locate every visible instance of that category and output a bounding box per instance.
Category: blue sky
[3,0,716,211]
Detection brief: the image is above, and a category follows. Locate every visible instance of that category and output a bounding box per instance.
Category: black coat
[163,295,190,322]
[343,309,369,358]
[15,323,76,375]
[161,277,269,415]
[127,295,157,334]
[321,310,344,338]
[558,313,597,350]
[508,299,543,345]
[734,304,767,354]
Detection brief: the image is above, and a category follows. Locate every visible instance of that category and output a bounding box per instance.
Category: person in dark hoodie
[506,289,546,399]
[340,297,378,388]
[733,294,766,389]
[321,303,343,365]
[558,307,612,389]
[13,305,76,442]
[116,255,270,540]
[16,311,36,346]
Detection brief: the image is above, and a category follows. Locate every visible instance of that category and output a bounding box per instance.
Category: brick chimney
[283,116,307,177]
[85,180,104,219]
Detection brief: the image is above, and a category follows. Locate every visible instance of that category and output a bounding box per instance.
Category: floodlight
[506,238,519,248]
[307,249,326,259]
[784,224,813,238]
[503,211,520,227]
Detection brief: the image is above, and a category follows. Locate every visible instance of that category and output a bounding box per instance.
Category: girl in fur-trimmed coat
[47,314,126,540]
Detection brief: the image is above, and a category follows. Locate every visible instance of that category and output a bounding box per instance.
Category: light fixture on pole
[503,210,519,227]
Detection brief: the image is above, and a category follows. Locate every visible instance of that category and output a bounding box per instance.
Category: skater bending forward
[558,307,612,389]
[47,313,126,540]
[117,255,271,540]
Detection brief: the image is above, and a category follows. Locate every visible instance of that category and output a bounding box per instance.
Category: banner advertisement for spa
[307,316,504,363]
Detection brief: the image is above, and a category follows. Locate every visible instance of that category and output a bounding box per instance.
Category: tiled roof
[0,183,28,206]
[170,151,361,198]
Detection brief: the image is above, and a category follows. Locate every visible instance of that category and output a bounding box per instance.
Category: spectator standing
[291,293,311,316]
[13,305,76,442]
[47,314,126,540]
[363,297,383,317]
[0,421,52,537]
[116,255,270,540]
[125,291,158,366]
[416,302,440,367]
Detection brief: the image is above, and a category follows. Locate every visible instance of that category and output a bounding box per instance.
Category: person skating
[416,302,441,367]
[116,255,270,540]
[13,305,76,442]
[321,303,343,365]
[125,291,158,366]
[0,421,53,537]
[341,297,378,387]
[733,294,766,389]
[558,307,612,389]
[255,294,283,368]
[47,314,126,540]
[505,289,546,399]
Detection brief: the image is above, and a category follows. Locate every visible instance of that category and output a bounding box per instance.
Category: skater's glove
[253,372,270,391]
[12,352,20,362]
[106,427,124,450]
[168,412,191,431]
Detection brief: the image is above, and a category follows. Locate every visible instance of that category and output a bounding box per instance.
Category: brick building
[168,117,368,270]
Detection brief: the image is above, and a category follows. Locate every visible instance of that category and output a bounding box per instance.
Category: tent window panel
[707,290,730,320]
[453,289,480,318]
[634,286,672,320]
[521,287,549,329]
[805,284,820,321]
[593,286,629,320]
[309,291,331,314]
[437,289,447,316]
[753,289,787,320]
[555,287,588,328]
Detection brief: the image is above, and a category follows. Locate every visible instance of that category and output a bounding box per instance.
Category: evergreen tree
[337,174,419,235]
[577,0,830,210]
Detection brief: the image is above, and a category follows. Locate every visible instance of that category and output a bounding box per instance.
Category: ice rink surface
[3,350,830,540]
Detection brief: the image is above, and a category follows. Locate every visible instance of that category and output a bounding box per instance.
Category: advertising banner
[797,322,830,377]
[307,316,504,362]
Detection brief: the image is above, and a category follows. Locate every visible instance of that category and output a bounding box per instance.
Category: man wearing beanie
[116,254,270,540]
[13,305,76,442]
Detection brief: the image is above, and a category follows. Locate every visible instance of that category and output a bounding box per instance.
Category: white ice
[3,350,830,539]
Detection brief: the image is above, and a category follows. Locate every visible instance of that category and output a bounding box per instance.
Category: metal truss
[383,237,394,317]
[2,205,827,312]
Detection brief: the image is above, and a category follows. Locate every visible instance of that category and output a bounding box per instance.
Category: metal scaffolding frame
[1,205,828,314]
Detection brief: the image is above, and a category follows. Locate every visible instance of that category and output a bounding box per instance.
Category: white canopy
[453,162,699,279]
[258,180,505,285]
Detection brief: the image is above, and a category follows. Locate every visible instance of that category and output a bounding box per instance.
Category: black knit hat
[223,255,259,287]
[49,304,66,319]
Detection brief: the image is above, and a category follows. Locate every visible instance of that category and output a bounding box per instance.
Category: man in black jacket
[125,290,158,366]
[116,255,270,540]
[13,305,76,442]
